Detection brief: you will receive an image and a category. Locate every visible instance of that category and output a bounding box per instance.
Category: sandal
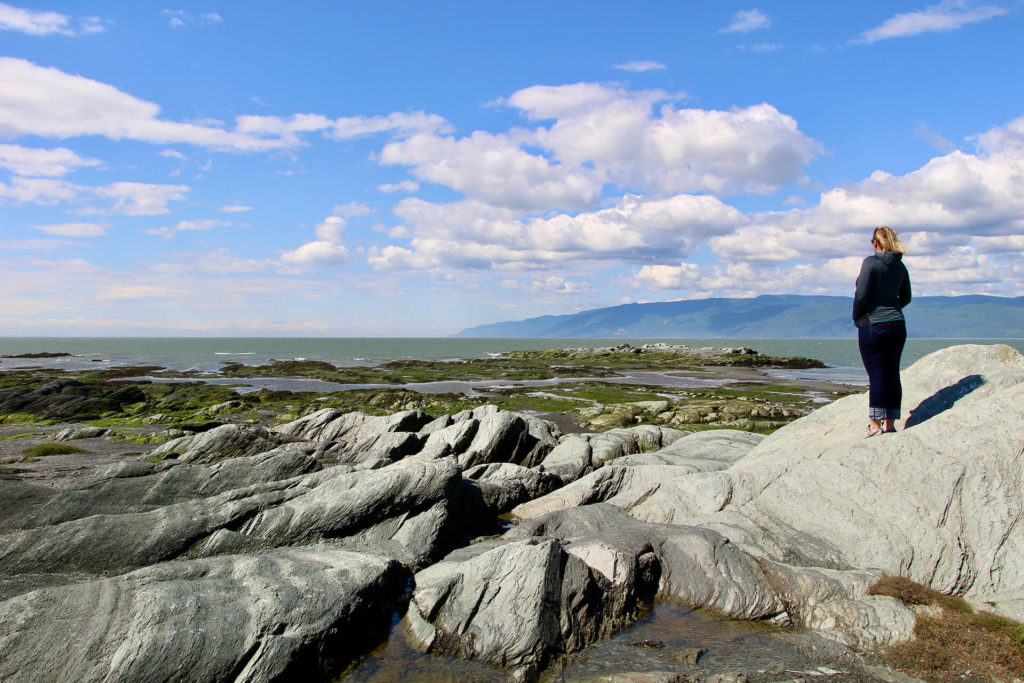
[865,425,882,438]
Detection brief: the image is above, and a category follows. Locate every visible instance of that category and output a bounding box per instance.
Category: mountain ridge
[454,294,1024,338]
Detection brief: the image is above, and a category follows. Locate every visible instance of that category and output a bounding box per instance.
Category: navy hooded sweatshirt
[852,251,912,327]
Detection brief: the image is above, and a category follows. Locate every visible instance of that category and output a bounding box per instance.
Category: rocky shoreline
[1,344,1023,681]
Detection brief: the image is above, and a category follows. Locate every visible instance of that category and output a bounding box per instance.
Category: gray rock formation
[516,430,762,520]
[50,426,108,441]
[408,503,911,674]
[463,462,562,514]
[0,454,462,583]
[16,448,322,529]
[147,423,286,462]
[0,547,405,683]
[538,425,687,483]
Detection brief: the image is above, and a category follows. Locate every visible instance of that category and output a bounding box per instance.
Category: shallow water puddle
[558,602,809,680]
[339,601,810,681]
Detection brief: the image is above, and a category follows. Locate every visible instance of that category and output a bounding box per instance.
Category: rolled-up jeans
[858,320,907,421]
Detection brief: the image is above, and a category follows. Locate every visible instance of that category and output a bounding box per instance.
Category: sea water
[1,337,1022,385]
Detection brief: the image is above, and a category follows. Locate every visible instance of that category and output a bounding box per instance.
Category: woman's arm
[899,269,912,308]
[852,257,873,321]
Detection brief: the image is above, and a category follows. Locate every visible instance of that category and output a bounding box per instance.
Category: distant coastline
[455,294,1024,339]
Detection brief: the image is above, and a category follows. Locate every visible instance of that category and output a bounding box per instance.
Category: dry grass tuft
[869,575,971,612]
[871,576,1024,680]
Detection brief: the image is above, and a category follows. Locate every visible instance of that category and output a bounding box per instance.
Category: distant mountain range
[455,295,1024,338]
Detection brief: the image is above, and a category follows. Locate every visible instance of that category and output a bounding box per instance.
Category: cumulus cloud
[720,9,770,33]
[144,218,234,239]
[517,84,820,196]
[0,2,106,35]
[612,60,666,72]
[381,83,820,208]
[380,130,603,211]
[280,240,349,266]
[219,204,253,212]
[31,222,106,237]
[0,144,101,176]
[368,193,745,272]
[278,203,366,269]
[856,0,1007,43]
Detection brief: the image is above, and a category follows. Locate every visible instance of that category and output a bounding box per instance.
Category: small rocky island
[1,345,1022,681]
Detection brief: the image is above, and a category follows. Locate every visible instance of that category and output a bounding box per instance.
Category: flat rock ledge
[0,344,1021,681]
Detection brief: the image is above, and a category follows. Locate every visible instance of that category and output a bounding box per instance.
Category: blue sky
[2,1,1023,336]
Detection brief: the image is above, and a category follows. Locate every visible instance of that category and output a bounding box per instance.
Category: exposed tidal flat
[1,341,1023,681]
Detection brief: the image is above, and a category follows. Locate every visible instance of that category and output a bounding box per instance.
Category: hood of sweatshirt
[878,251,903,266]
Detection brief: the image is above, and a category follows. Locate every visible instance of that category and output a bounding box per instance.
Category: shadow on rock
[905,374,985,428]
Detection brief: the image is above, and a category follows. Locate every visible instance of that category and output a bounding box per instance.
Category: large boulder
[0,547,405,683]
[405,537,636,680]
[514,429,763,520]
[147,424,285,463]
[16,448,322,529]
[538,425,687,484]
[0,455,463,584]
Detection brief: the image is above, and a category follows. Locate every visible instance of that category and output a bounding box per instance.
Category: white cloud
[0,176,79,204]
[0,144,101,176]
[380,130,602,211]
[0,58,304,152]
[331,201,371,218]
[369,193,745,271]
[0,176,188,215]
[144,218,233,239]
[219,204,253,212]
[514,84,821,196]
[279,204,366,268]
[280,240,349,266]
[381,84,819,209]
[720,9,770,33]
[90,182,188,216]
[314,216,346,242]
[856,0,1007,43]
[612,60,666,72]
[0,2,105,36]
[31,222,106,237]
[377,180,420,193]
[503,276,597,296]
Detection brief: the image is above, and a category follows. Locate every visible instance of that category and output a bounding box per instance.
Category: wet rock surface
[0,344,1021,681]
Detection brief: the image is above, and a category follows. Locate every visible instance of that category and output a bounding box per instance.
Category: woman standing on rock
[853,226,912,437]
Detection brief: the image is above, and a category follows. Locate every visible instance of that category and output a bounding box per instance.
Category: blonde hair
[872,225,906,254]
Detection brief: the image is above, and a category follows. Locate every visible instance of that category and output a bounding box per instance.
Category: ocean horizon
[3,337,1023,386]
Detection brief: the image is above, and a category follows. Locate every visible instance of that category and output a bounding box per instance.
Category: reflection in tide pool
[340,601,811,681]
